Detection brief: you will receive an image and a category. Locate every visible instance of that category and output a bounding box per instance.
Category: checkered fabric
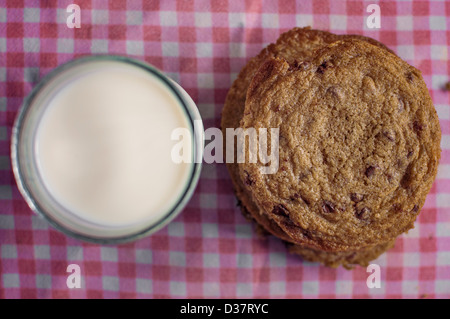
[0,0,449,299]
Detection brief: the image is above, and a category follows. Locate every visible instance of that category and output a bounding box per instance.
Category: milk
[34,61,193,228]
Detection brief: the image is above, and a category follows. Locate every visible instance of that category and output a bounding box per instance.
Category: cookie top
[239,40,441,251]
[222,27,396,250]
[221,27,393,225]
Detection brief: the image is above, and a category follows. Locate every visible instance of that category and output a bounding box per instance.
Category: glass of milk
[11,56,203,244]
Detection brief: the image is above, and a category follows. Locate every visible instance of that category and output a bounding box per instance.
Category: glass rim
[11,54,203,245]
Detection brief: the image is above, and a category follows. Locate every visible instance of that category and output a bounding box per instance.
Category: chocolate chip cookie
[222,28,405,267]
[239,40,441,252]
[222,28,393,213]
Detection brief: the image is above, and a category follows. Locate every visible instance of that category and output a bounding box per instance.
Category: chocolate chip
[365,166,376,178]
[383,131,395,142]
[413,121,424,134]
[288,65,296,72]
[406,72,414,83]
[289,60,299,70]
[272,204,289,217]
[392,204,402,213]
[411,205,419,214]
[244,170,253,186]
[350,193,364,203]
[413,121,423,131]
[407,150,414,158]
[301,229,313,240]
[301,196,310,206]
[356,207,371,220]
[317,61,329,74]
[400,164,413,188]
[321,200,336,214]
[289,60,310,71]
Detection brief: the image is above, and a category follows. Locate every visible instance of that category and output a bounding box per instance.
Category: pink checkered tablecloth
[0,0,449,299]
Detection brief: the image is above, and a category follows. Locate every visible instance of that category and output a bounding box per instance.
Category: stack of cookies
[221,27,441,268]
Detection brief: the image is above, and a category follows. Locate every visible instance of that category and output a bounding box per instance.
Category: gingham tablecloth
[0,0,449,299]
